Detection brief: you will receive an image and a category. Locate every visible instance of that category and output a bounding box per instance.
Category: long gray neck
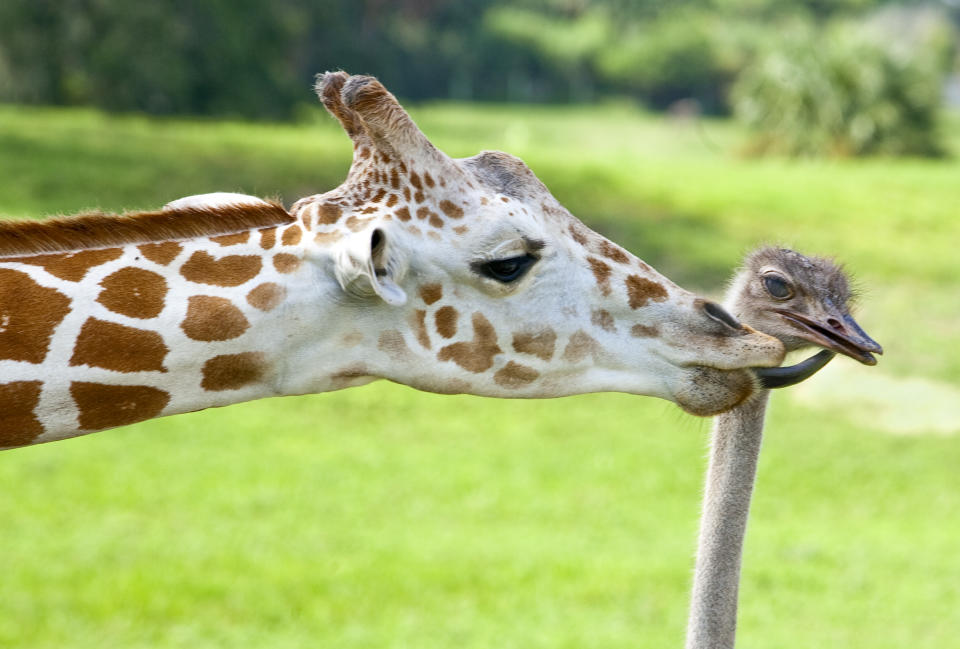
[685,391,769,649]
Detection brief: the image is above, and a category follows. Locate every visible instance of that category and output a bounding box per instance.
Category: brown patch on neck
[281,225,303,246]
[411,310,431,349]
[247,283,285,311]
[181,251,262,287]
[493,362,540,389]
[273,253,302,274]
[418,283,442,305]
[625,275,668,309]
[437,312,502,373]
[210,231,250,246]
[0,202,292,257]
[439,200,463,219]
[378,329,412,361]
[0,381,44,446]
[587,257,612,295]
[599,240,630,264]
[6,248,124,281]
[0,269,72,364]
[511,329,556,361]
[97,267,168,319]
[591,310,616,333]
[70,318,168,372]
[71,382,170,431]
[201,352,267,391]
[434,306,459,338]
[562,330,603,363]
[138,242,182,265]
[181,296,250,341]
[630,323,659,338]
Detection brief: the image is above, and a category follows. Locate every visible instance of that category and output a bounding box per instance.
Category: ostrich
[685,247,883,649]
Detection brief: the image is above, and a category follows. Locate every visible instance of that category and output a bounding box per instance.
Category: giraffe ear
[333,226,407,306]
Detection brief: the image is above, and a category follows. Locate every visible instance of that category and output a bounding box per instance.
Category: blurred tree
[0,0,956,127]
[733,9,953,157]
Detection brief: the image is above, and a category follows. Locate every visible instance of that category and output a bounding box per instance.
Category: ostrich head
[725,247,883,366]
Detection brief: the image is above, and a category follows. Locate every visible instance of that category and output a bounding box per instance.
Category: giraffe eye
[763,273,793,299]
[475,254,538,283]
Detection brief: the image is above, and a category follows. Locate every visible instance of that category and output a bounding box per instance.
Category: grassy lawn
[1,102,958,648]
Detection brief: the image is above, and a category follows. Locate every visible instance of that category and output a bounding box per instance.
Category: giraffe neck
[0,219,368,448]
[685,391,769,649]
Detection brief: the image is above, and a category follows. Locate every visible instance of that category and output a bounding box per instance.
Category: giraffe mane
[0,201,294,257]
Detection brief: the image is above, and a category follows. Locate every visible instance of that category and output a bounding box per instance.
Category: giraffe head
[292,72,788,416]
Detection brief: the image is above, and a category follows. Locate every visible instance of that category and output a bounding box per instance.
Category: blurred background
[1,1,959,648]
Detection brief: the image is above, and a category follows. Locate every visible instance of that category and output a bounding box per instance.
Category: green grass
[1,102,958,648]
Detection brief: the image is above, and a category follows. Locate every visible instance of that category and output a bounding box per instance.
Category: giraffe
[0,72,809,450]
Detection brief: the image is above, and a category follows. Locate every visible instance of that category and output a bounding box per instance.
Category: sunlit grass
[0,103,958,648]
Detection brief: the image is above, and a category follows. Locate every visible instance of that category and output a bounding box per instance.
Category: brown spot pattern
[346,216,373,232]
[412,310,431,349]
[138,242,182,265]
[587,257,612,295]
[210,231,250,246]
[181,251,262,287]
[395,206,411,222]
[437,312,502,373]
[273,253,301,274]
[8,248,123,282]
[97,267,167,319]
[562,330,603,363]
[631,324,659,338]
[599,240,630,264]
[281,225,303,246]
[70,318,168,372]
[494,362,540,389]
[439,200,464,219]
[201,352,267,391]
[511,329,556,361]
[377,329,411,361]
[569,225,589,246]
[318,203,342,225]
[71,382,170,431]
[435,306,458,338]
[0,381,44,446]
[591,310,616,333]
[259,227,277,249]
[247,282,285,311]
[419,283,442,305]
[314,231,343,245]
[0,269,71,364]
[181,296,250,341]
[428,213,444,229]
[625,275,668,309]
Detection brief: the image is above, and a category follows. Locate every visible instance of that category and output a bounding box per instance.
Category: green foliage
[3,0,956,119]
[733,14,953,157]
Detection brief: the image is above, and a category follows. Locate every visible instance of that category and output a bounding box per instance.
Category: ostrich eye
[763,273,793,299]
[475,254,538,283]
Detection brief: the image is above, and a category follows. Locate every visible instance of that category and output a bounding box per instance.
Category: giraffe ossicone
[0,71,789,449]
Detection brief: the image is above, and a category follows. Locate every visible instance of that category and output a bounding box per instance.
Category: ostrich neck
[685,390,770,649]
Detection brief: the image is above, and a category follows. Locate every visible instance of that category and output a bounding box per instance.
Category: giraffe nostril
[702,300,742,333]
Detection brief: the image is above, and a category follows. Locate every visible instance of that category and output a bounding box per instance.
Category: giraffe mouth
[751,350,835,389]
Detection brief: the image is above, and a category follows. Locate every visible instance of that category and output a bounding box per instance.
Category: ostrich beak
[774,308,883,366]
